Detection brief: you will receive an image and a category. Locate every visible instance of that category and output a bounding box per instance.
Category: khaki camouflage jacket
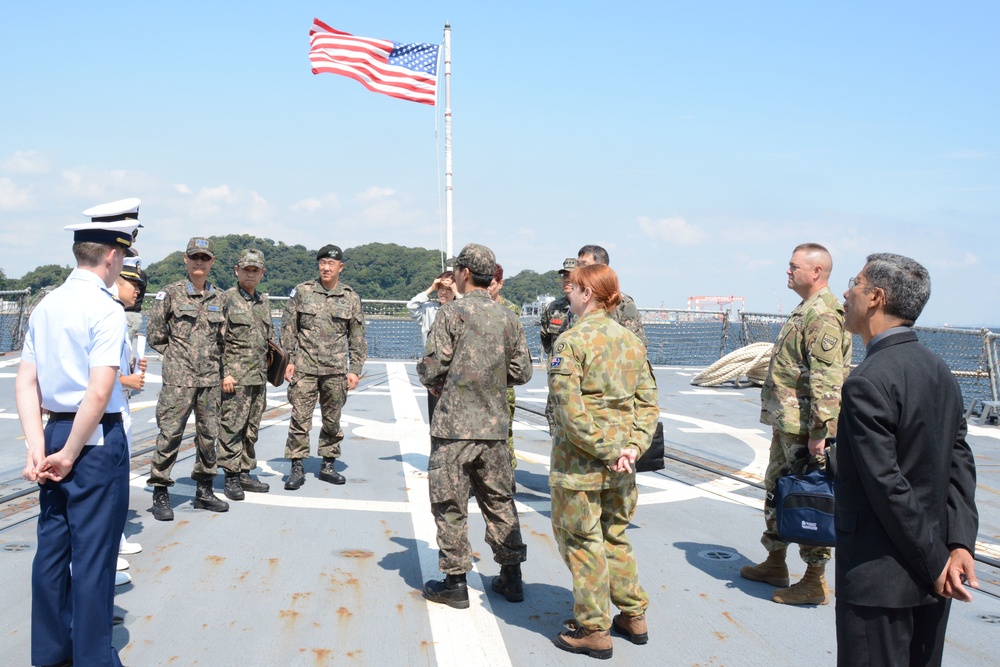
[418,289,532,440]
[147,280,224,387]
[548,310,659,490]
[760,286,852,439]
[540,296,570,357]
[562,292,648,348]
[281,279,367,376]
[221,286,275,386]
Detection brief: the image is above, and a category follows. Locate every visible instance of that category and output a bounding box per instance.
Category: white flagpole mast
[443,22,453,262]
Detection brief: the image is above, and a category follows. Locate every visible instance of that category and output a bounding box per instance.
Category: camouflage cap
[454,243,495,276]
[558,257,577,274]
[186,237,215,258]
[237,248,265,268]
[317,244,344,261]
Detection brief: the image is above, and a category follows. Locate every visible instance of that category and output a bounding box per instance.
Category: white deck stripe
[386,362,514,667]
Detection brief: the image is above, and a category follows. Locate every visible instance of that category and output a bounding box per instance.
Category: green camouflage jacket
[147,280,224,387]
[280,279,367,376]
[548,309,659,490]
[418,289,532,440]
[759,286,852,439]
[221,286,275,386]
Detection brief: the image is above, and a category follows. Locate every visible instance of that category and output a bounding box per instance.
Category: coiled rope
[690,341,775,388]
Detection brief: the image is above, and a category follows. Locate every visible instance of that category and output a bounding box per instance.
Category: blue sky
[1,2,997,325]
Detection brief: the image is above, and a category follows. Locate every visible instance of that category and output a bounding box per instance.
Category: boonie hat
[238,248,266,269]
[317,244,343,261]
[558,257,577,274]
[454,243,496,276]
[186,237,215,258]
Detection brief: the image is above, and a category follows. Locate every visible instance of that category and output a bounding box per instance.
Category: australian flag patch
[550,357,562,368]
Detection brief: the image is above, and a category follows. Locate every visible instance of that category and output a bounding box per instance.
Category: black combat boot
[223,472,245,501]
[491,563,524,602]
[285,460,306,490]
[193,479,229,512]
[151,486,174,522]
[239,472,270,493]
[423,573,470,609]
[317,457,346,485]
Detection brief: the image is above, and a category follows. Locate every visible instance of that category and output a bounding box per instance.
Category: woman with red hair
[547,263,659,659]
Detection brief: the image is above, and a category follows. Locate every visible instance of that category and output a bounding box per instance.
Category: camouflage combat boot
[772,563,830,605]
[318,457,346,485]
[423,573,470,609]
[555,626,613,660]
[223,472,245,501]
[491,563,524,602]
[739,548,789,587]
[193,479,229,512]
[284,460,306,490]
[151,486,174,522]
[239,472,270,493]
[612,613,648,645]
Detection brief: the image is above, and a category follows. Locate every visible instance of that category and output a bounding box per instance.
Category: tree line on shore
[0,235,563,310]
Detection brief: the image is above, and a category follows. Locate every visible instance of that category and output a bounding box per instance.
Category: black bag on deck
[266,340,289,388]
[636,422,665,473]
[770,448,835,548]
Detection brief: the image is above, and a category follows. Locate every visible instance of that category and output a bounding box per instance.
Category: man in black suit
[835,253,979,666]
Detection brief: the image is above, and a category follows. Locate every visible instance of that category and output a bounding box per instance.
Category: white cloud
[637,215,706,245]
[173,183,193,195]
[2,150,50,174]
[291,194,339,212]
[0,177,33,210]
[354,186,395,203]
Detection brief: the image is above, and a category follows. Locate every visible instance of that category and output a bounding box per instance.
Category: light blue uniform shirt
[22,268,128,416]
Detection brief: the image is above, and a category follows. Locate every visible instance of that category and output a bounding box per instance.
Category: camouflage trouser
[428,437,527,574]
[148,384,220,485]
[761,429,832,564]
[284,373,347,460]
[218,383,266,473]
[551,483,649,631]
[506,386,517,469]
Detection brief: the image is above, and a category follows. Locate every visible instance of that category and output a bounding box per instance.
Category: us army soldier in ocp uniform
[218,249,275,501]
[541,257,576,433]
[281,244,367,490]
[418,243,533,610]
[741,242,852,605]
[147,237,230,520]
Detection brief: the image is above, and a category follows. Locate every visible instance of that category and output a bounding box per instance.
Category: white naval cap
[81,197,143,227]
[66,197,141,254]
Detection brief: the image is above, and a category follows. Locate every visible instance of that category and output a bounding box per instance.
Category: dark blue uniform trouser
[32,414,129,667]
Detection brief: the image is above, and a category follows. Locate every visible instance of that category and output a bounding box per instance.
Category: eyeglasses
[847,277,865,290]
[187,254,213,262]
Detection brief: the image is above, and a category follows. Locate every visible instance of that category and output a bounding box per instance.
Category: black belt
[49,412,123,424]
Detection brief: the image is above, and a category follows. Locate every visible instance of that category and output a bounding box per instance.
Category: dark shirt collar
[238,285,261,303]
[867,325,911,350]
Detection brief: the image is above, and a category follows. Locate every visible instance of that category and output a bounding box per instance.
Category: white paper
[136,334,147,360]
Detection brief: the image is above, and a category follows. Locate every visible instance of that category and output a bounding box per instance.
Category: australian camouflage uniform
[147,280,225,485]
[758,285,851,563]
[548,309,659,631]
[498,294,521,469]
[417,289,533,574]
[281,279,367,460]
[218,285,274,474]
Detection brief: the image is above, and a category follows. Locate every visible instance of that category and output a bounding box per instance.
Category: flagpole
[443,22,453,262]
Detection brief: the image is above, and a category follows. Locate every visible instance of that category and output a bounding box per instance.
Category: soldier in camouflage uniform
[559,245,648,348]
[548,263,659,659]
[417,243,532,610]
[489,263,521,470]
[741,243,852,606]
[281,244,367,490]
[541,258,576,433]
[147,237,229,520]
[218,249,275,501]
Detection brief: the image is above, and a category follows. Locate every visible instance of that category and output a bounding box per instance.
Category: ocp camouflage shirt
[760,286,852,440]
[562,292,648,348]
[418,289,533,440]
[548,309,659,491]
[147,280,224,388]
[540,296,570,357]
[221,286,274,386]
[281,279,367,376]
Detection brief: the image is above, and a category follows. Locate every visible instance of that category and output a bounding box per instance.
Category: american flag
[309,19,440,106]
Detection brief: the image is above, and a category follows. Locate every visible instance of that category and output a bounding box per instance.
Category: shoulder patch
[811,322,844,364]
[155,291,166,301]
[551,318,563,326]
[556,341,567,353]
[550,357,562,368]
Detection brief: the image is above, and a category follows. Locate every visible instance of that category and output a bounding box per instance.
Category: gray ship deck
[1,355,999,666]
